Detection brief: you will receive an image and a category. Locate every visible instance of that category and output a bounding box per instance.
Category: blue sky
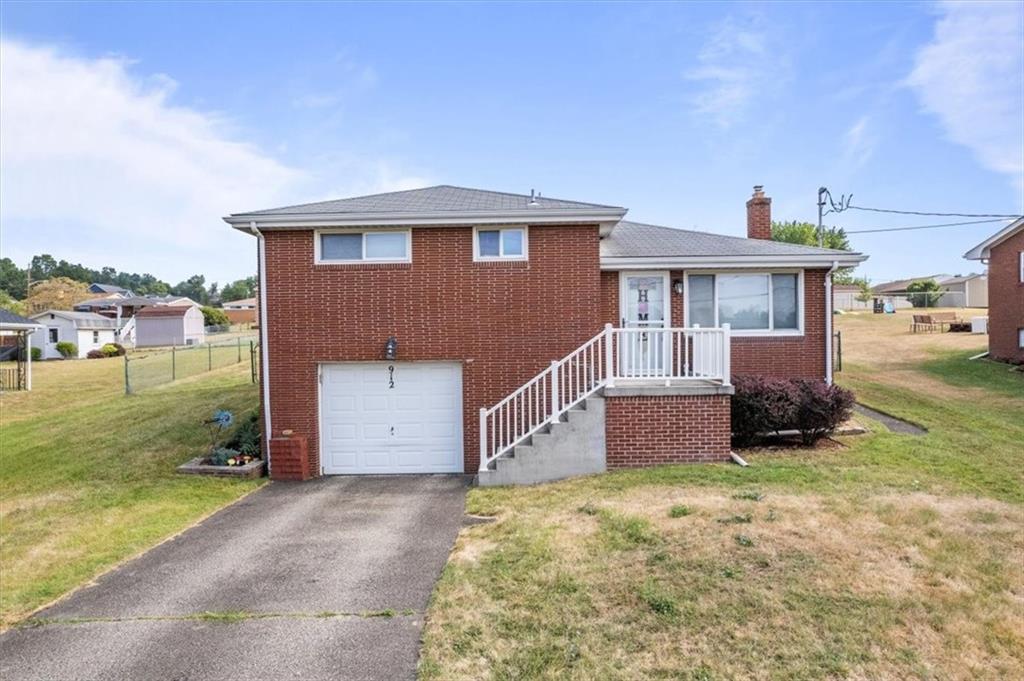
[1,1,1021,286]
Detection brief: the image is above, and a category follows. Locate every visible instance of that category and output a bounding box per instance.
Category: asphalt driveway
[0,475,468,681]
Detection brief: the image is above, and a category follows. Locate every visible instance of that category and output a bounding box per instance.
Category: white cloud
[685,15,789,129]
[0,39,303,280]
[843,115,877,169]
[0,39,430,283]
[906,1,1024,190]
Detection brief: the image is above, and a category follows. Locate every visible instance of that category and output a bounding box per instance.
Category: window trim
[1019,251,1023,283]
[683,269,805,336]
[314,228,412,264]
[48,327,59,344]
[92,330,100,343]
[472,226,529,262]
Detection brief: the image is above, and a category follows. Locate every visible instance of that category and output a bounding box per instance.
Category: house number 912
[388,365,395,389]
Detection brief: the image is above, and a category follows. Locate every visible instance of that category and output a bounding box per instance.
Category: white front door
[618,272,670,376]
[319,362,463,474]
[45,327,60,359]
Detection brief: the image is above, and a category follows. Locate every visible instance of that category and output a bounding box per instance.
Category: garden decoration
[204,409,234,451]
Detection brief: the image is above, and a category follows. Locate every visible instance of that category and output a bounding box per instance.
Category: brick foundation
[604,394,731,467]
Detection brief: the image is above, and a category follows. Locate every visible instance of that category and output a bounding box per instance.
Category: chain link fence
[124,337,258,394]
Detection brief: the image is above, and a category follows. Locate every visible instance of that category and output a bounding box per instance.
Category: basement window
[316,230,411,264]
[685,272,803,335]
[474,226,527,261]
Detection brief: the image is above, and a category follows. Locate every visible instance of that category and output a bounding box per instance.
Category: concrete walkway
[0,475,468,681]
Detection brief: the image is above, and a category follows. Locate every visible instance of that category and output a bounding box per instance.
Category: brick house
[965,217,1024,363]
[225,185,866,484]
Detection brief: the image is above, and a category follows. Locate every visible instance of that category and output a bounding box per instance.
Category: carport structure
[0,309,43,391]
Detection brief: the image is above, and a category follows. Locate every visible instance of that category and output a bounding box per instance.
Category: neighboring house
[936,273,987,308]
[221,297,257,324]
[964,217,1024,363]
[0,310,43,390]
[29,310,118,359]
[88,283,134,296]
[144,294,198,306]
[135,304,205,347]
[871,273,986,308]
[225,184,866,483]
[74,295,160,319]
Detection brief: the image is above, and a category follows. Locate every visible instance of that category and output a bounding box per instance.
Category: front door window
[620,273,669,376]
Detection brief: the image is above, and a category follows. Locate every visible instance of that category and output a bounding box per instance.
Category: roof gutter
[248,221,274,477]
[825,260,839,385]
[224,207,628,236]
[600,253,868,270]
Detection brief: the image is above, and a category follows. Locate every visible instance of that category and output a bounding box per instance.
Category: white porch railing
[479,323,731,471]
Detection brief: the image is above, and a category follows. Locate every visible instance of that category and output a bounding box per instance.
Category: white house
[29,310,119,359]
[135,304,206,347]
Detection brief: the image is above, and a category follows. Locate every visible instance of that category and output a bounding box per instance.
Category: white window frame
[683,269,805,336]
[1019,251,1023,283]
[48,327,59,344]
[472,226,528,262]
[92,331,100,343]
[314,228,412,264]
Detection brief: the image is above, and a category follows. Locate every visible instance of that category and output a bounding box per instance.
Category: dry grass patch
[421,485,1023,680]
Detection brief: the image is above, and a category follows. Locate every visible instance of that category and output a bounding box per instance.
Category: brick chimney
[746,185,772,240]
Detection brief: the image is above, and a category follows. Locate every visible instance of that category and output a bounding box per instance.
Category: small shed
[135,305,205,347]
[29,310,119,359]
[0,309,43,390]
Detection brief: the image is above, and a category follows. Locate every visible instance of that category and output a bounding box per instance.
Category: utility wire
[843,217,1015,235]
[847,204,1019,219]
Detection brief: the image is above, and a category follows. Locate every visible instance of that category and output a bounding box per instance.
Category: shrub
[207,447,240,466]
[86,349,105,359]
[100,342,126,357]
[223,412,261,457]
[791,379,855,445]
[55,341,77,358]
[730,375,799,447]
[201,306,230,327]
[31,346,41,361]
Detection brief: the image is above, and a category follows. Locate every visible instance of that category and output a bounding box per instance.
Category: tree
[772,221,858,283]
[29,254,58,279]
[200,306,230,326]
[905,279,943,308]
[25,277,91,313]
[0,258,28,299]
[171,275,208,304]
[0,291,27,316]
[853,278,873,304]
[220,277,256,303]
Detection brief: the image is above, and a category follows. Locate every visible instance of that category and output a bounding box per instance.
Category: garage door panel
[320,362,463,475]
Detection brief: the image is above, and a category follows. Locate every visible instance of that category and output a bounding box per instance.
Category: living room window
[474,226,527,261]
[685,272,803,334]
[316,229,411,264]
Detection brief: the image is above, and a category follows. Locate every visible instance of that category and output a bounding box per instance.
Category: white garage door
[319,362,463,474]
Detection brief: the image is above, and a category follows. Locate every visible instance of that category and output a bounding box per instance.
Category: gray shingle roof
[601,221,861,258]
[0,309,40,327]
[235,184,624,217]
[30,310,120,329]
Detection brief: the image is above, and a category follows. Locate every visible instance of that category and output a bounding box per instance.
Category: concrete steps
[476,395,606,487]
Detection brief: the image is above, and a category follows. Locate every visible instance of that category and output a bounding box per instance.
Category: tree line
[0,254,255,314]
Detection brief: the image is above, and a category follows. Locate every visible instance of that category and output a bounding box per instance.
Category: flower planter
[177,457,265,479]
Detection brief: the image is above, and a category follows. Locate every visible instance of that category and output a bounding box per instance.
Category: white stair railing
[479,323,730,472]
[117,315,137,348]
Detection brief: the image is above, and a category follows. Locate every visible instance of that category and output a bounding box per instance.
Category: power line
[847,204,1019,219]
[843,217,1015,235]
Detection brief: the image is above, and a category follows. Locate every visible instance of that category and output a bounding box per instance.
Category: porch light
[384,336,398,360]
[672,279,684,295]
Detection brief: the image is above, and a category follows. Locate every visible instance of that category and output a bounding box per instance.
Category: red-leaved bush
[730,375,799,447]
[731,375,854,447]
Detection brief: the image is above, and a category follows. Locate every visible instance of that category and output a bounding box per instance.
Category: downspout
[248,221,274,476]
[825,260,839,385]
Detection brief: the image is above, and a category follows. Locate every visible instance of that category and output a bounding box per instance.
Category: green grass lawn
[0,357,262,627]
[420,311,1023,680]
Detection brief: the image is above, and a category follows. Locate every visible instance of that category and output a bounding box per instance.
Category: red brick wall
[599,269,828,380]
[262,224,603,476]
[987,229,1024,362]
[605,395,731,467]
